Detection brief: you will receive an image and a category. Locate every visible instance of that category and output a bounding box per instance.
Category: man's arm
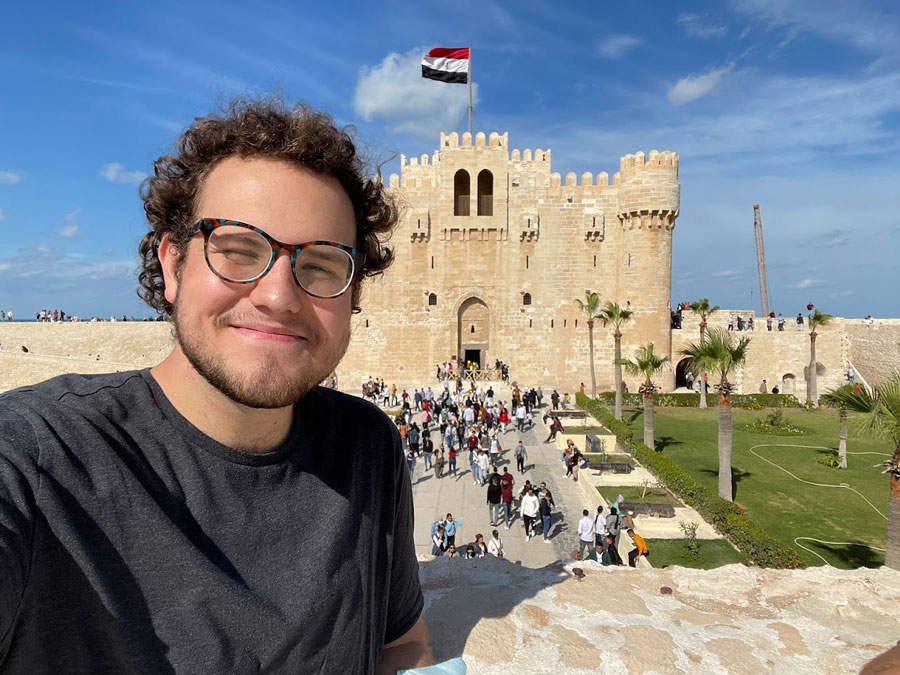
[378,614,433,674]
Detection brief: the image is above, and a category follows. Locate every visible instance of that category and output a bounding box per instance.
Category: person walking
[539,490,553,542]
[514,441,527,474]
[515,404,526,433]
[486,476,503,526]
[448,446,458,478]
[406,449,416,482]
[500,471,515,529]
[476,449,490,487]
[577,509,595,561]
[627,529,649,567]
[520,487,540,542]
[423,436,434,471]
[544,415,563,443]
[433,449,446,479]
[431,526,446,557]
[606,506,623,550]
[592,505,608,551]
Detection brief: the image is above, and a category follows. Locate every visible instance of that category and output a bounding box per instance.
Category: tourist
[759,379,768,394]
[515,403,527,432]
[627,529,649,567]
[539,490,553,542]
[406,449,416,481]
[544,415,563,443]
[473,533,488,558]
[431,526,447,556]
[593,505,608,550]
[447,445,458,478]
[464,545,476,559]
[408,423,420,457]
[434,449,446,479]
[607,506,623,549]
[500,470,515,528]
[443,513,462,548]
[603,535,623,566]
[577,509,595,561]
[446,544,458,558]
[551,390,560,410]
[476,449,490,486]
[796,312,804,330]
[423,435,434,471]
[515,440,528,474]
[487,530,505,558]
[520,487,540,541]
[486,475,503,525]
[777,313,785,331]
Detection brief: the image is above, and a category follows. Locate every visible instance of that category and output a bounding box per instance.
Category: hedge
[595,391,802,410]
[577,393,805,569]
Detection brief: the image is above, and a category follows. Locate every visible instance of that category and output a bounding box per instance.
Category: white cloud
[100,162,148,186]
[794,278,823,289]
[0,208,5,221]
[667,63,735,104]
[354,49,478,139]
[712,269,741,278]
[815,231,849,248]
[595,35,642,59]
[0,170,23,185]
[60,208,84,238]
[677,13,728,39]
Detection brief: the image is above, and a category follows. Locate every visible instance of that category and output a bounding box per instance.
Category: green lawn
[644,538,746,569]
[622,405,892,569]
[586,454,634,469]
[598,485,679,506]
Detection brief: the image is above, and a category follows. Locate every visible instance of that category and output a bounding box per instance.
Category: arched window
[428,293,437,306]
[477,169,493,216]
[454,170,470,216]
[523,293,532,306]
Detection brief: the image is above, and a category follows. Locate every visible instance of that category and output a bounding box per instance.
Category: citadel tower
[340,131,680,389]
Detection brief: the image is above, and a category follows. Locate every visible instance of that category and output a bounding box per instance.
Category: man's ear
[157,235,180,306]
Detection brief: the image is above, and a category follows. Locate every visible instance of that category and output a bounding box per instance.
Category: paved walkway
[410,387,593,568]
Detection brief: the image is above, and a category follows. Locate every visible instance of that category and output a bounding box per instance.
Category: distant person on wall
[777,313,785,331]
[759,379,768,394]
[796,312,804,330]
[551,389,560,410]
[0,99,430,673]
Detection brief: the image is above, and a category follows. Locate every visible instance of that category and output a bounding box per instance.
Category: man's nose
[248,252,305,313]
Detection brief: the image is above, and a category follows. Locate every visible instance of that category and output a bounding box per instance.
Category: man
[500,469,515,528]
[539,490,553,542]
[627,529,649,567]
[544,415,563,443]
[486,475,503,525]
[577,509,595,561]
[520,487,540,542]
[515,440,528,474]
[487,529,505,558]
[551,389,560,410]
[0,100,429,673]
[759,379,767,394]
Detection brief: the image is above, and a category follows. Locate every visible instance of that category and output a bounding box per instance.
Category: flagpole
[468,45,473,137]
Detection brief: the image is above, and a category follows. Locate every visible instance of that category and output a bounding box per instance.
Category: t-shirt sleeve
[384,427,424,644]
[0,409,38,647]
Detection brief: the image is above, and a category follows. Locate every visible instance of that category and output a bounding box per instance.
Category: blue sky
[1,0,898,320]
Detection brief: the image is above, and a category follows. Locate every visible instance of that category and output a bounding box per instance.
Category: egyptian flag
[421,47,469,84]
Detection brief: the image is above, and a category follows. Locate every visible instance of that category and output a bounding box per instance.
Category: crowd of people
[385,369,652,568]
[0,309,166,323]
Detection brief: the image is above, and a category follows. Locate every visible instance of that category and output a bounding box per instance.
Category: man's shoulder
[1,370,147,417]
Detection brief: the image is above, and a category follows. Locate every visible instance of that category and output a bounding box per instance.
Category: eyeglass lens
[205,225,354,297]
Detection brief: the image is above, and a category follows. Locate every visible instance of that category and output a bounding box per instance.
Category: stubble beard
[172,299,350,409]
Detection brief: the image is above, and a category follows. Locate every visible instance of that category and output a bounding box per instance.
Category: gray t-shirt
[0,370,422,674]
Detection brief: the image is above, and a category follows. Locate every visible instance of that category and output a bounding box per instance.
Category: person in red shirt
[499,469,515,528]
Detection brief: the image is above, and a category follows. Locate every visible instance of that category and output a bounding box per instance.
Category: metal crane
[753,204,770,317]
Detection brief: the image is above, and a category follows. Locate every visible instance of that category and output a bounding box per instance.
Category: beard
[171,299,350,410]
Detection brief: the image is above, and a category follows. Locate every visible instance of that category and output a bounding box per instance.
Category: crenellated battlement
[439,131,509,149]
[619,149,679,177]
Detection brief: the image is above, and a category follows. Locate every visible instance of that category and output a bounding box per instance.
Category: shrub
[595,391,802,410]
[739,410,805,435]
[818,452,843,469]
[679,521,701,558]
[576,393,805,569]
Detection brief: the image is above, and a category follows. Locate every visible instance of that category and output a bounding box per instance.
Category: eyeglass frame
[184,218,365,299]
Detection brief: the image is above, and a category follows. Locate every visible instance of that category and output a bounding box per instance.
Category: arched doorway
[782,374,795,395]
[458,297,489,370]
[675,358,692,388]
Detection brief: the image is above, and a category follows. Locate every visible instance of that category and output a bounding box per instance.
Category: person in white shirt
[487,530,504,558]
[520,488,541,541]
[592,505,609,552]
[577,509,595,561]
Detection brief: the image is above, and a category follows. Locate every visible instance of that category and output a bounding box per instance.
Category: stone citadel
[1,131,899,396]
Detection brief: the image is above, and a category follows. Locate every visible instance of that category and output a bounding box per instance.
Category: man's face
[160,156,356,409]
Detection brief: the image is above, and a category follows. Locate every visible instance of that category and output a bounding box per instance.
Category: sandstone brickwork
[342,132,680,391]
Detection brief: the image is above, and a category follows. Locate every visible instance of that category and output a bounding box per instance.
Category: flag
[421,48,469,84]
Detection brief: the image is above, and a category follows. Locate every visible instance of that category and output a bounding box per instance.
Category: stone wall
[0,322,172,392]
[421,555,900,674]
[844,319,900,388]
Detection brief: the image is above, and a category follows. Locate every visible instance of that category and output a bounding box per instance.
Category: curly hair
[137,97,397,315]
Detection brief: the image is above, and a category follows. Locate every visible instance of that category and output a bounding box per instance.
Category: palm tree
[574,291,603,398]
[681,328,751,502]
[821,384,853,468]
[807,309,834,408]
[823,372,900,570]
[598,301,633,421]
[617,343,670,450]
[688,299,720,409]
